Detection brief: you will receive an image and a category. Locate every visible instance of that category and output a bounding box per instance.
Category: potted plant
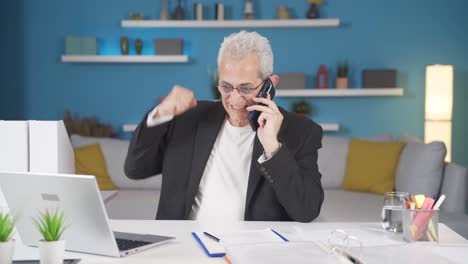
[0,212,16,264]
[336,62,349,89]
[34,209,67,264]
[291,100,312,115]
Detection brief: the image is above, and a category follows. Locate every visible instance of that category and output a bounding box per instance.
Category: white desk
[13,221,468,264]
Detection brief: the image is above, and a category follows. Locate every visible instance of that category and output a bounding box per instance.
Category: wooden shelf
[276,88,404,97]
[121,19,340,28]
[61,55,189,63]
[123,123,339,132]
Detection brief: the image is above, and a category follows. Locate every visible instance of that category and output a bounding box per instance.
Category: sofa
[70,133,468,238]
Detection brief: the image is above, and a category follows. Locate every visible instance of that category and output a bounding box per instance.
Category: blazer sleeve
[258,125,324,222]
[124,113,174,179]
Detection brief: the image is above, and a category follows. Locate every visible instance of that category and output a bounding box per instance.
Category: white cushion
[104,190,160,220]
[318,136,349,189]
[316,189,382,222]
[70,134,162,190]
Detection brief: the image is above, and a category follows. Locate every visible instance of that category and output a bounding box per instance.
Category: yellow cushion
[342,139,405,194]
[74,144,117,190]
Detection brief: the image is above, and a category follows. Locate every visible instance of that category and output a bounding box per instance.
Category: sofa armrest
[440,163,468,214]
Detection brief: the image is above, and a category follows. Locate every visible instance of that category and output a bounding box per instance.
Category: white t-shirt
[189,119,255,224]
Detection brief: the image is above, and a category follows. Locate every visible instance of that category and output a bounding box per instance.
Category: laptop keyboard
[116,238,152,251]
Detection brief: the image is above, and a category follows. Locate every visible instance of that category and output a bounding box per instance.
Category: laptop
[0,172,174,257]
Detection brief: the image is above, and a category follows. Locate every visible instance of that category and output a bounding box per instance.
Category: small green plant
[292,100,312,115]
[308,0,322,4]
[0,212,15,242]
[337,62,349,78]
[33,209,66,241]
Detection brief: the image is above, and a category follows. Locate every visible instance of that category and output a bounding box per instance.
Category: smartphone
[248,78,276,131]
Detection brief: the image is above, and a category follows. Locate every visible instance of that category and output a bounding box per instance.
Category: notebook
[192,229,288,257]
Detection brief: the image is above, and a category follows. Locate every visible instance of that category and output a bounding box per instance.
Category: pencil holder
[402,209,439,243]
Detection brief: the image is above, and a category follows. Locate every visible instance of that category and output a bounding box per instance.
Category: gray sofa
[70,134,468,238]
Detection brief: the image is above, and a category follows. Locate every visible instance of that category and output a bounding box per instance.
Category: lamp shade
[425,65,453,121]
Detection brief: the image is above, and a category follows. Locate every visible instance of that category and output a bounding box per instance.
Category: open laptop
[0,172,174,257]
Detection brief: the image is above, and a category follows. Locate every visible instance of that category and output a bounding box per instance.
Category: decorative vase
[276,5,290,20]
[160,0,169,20]
[39,240,66,264]
[174,0,185,20]
[0,239,15,264]
[135,39,143,55]
[244,0,254,19]
[306,3,320,19]
[120,36,129,55]
[316,64,329,89]
[336,77,349,89]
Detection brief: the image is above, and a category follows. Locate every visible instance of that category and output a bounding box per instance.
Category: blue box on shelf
[81,37,98,55]
[65,36,81,55]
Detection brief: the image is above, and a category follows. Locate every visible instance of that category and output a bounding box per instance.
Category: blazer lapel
[245,135,263,209]
[184,102,226,217]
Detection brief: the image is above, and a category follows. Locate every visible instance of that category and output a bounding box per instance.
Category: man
[125,31,323,223]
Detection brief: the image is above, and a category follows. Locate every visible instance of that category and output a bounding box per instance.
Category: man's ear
[269,75,280,87]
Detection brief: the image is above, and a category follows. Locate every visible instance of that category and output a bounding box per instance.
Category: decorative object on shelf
[129,12,144,20]
[160,0,170,20]
[154,39,183,55]
[0,211,16,264]
[363,69,397,88]
[65,36,97,55]
[194,3,203,20]
[173,0,185,20]
[65,36,81,55]
[291,100,312,115]
[244,0,254,20]
[135,38,143,55]
[336,61,349,89]
[208,66,220,99]
[120,36,129,55]
[34,208,67,264]
[316,64,329,89]
[215,3,225,20]
[64,110,114,137]
[276,5,290,20]
[306,0,322,19]
[277,73,306,89]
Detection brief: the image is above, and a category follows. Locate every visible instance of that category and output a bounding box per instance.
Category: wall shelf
[276,88,404,97]
[61,55,189,63]
[121,19,340,28]
[123,123,340,132]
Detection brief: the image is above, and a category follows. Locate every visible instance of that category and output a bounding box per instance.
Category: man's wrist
[263,142,282,160]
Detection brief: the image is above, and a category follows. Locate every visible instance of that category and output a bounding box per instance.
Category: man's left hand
[246,95,283,153]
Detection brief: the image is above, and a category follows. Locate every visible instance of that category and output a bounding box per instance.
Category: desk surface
[13,220,468,264]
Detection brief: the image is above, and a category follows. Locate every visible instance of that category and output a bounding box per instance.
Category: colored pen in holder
[402,208,439,243]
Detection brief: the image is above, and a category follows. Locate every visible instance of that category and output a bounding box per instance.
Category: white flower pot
[39,240,66,264]
[0,239,15,264]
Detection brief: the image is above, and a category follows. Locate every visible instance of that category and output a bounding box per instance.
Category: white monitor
[29,120,75,174]
[0,120,29,209]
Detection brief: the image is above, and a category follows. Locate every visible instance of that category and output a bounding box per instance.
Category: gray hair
[217,31,273,79]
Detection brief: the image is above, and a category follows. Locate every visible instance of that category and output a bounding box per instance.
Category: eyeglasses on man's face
[217,79,266,96]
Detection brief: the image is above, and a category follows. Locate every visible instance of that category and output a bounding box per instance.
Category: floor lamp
[425,65,453,162]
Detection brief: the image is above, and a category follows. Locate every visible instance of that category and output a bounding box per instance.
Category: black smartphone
[248,78,276,131]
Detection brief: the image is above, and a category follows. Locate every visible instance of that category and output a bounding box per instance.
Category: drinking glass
[381,191,410,233]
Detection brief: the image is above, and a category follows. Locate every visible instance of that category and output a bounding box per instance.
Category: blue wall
[0,0,23,119]
[4,0,468,167]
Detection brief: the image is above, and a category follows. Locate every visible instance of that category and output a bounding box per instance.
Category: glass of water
[381,191,410,233]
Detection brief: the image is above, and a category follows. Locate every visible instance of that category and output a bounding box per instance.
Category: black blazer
[124,101,324,222]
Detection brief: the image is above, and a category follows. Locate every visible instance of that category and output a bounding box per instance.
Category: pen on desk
[203,232,220,242]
